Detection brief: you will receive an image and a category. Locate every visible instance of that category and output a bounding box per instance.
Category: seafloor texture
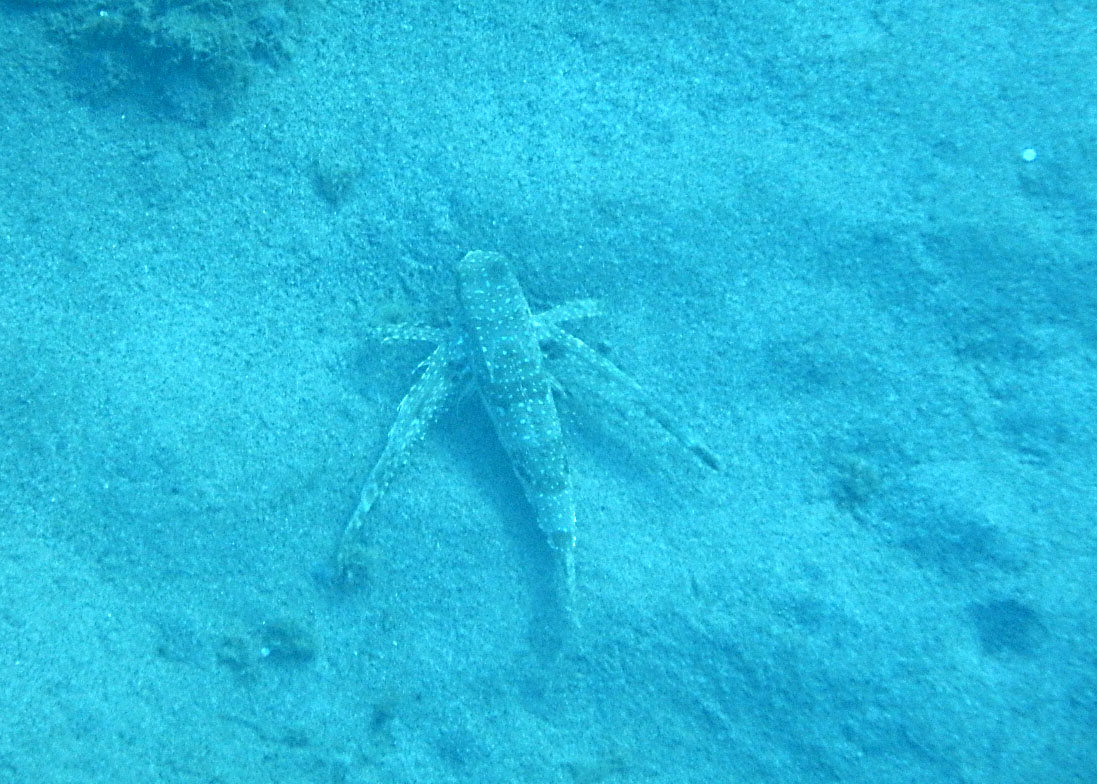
[1,1,1094,782]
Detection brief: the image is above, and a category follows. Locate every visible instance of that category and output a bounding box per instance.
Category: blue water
[1,1,1094,782]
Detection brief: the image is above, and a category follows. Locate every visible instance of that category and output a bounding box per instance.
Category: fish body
[455,251,577,603]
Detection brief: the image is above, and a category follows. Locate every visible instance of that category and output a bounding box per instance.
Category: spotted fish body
[456,251,577,604]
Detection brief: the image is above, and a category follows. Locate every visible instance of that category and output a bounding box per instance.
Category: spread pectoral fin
[542,325,721,471]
